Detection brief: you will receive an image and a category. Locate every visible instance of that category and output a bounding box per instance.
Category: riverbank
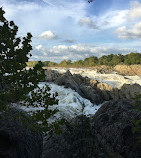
[42,64,141,76]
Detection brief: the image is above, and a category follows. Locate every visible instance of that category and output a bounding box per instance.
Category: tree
[98,55,108,65]
[59,60,68,67]
[26,61,39,67]
[0,8,60,133]
[67,60,72,66]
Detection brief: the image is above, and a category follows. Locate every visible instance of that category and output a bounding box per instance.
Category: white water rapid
[18,82,102,121]
[50,67,141,88]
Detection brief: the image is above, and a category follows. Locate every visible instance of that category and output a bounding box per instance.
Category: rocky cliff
[44,69,141,104]
[42,99,141,158]
[114,65,141,76]
[92,99,141,158]
[42,69,141,158]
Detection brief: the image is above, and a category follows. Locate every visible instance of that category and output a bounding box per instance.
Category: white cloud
[78,9,129,31]
[99,10,128,28]
[1,0,141,57]
[78,17,99,29]
[0,0,87,37]
[113,1,141,40]
[31,44,139,62]
[128,1,141,19]
[38,30,57,40]
[80,1,141,31]
[36,44,43,50]
[115,22,141,39]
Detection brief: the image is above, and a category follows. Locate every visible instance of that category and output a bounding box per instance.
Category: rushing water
[18,82,102,121]
[50,67,141,88]
[14,67,141,122]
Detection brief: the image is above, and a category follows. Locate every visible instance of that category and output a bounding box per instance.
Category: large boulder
[0,108,43,158]
[44,69,61,82]
[55,70,85,97]
[92,99,141,158]
[79,84,103,104]
[120,84,141,99]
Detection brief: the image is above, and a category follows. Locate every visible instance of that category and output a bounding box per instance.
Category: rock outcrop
[42,115,106,158]
[0,108,43,158]
[44,69,61,82]
[114,65,141,76]
[55,70,85,98]
[45,70,141,104]
[42,69,141,158]
[42,99,141,158]
[92,99,141,158]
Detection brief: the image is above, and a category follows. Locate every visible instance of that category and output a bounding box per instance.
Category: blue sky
[0,0,141,62]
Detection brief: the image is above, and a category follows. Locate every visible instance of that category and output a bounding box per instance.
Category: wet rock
[44,69,141,104]
[79,84,103,104]
[55,70,85,97]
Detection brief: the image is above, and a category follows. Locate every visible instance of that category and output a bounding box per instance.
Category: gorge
[41,67,141,158]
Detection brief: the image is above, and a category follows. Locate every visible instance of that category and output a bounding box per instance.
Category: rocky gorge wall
[43,68,141,158]
[44,69,141,104]
[42,100,141,158]
[43,64,141,76]
[114,65,141,76]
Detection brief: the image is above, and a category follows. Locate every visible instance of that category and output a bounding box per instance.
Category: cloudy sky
[1,0,141,62]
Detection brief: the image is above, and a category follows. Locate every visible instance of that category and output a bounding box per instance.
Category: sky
[0,0,141,62]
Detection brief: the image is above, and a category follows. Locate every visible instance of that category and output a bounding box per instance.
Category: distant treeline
[26,52,141,67]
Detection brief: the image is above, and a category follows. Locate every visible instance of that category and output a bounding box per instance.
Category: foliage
[0,8,60,134]
[27,53,141,68]
[26,61,39,67]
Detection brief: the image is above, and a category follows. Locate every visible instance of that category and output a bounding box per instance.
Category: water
[18,82,102,121]
[49,67,141,88]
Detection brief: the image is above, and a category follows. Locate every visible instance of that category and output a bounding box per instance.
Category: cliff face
[42,70,141,158]
[44,70,141,104]
[42,100,141,158]
[0,108,43,158]
[114,65,141,76]
[92,99,141,158]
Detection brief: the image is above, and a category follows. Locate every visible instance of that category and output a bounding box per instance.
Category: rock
[42,133,67,158]
[44,69,141,104]
[120,84,141,99]
[55,70,85,97]
[42,99,141,158]
[55,71,105,104]
[114,65,141,76]
[44,69,61,82]
[92,99,141,158]
[0,108,43,158]
[79,84,103,104]
[42,115,108,158]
